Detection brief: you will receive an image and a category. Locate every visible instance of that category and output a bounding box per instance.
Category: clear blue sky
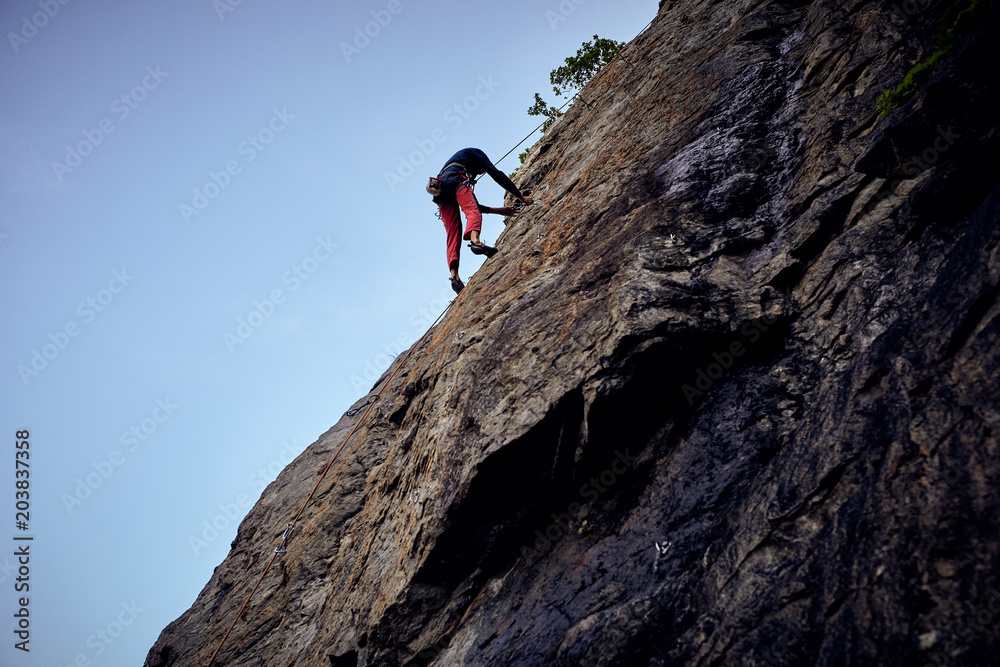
[0,1,657,664]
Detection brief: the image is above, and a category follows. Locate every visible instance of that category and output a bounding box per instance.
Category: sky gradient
[0,1,658,664]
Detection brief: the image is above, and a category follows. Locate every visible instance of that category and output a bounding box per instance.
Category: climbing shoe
[469,241,498,258]
[450,276,465,294]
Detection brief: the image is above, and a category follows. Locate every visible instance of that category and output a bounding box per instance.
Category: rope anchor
[346,394,380,417]
[274,523,295,554]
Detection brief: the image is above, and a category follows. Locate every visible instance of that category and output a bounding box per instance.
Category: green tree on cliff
[528,34,625,132]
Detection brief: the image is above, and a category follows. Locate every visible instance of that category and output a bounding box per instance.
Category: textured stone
[146,1,1000,665]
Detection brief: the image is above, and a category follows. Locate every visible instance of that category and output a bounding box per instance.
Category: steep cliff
[146,1,1000,665]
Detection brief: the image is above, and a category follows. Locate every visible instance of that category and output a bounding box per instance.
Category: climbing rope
[207,303,453,666]
[493,95,576,167]
[494,16,657,241]
[492,16,655,168]
[208,19,660,665]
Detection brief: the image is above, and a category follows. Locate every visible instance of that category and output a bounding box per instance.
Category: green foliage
[876,48,948,116]
[509,150,530,180]
[550,35,626,97]
[527,92,563,132]
[527,34,625,132]
[877,0,994,117]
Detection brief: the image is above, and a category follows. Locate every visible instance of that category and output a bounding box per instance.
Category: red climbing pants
[439,185,482,272]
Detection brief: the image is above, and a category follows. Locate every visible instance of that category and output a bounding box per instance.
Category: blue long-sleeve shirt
[439,148,523,199]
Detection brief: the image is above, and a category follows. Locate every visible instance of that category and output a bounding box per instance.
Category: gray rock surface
[146,1,1000,665]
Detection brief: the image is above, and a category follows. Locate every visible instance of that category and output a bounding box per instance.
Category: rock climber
[430,147,533,293]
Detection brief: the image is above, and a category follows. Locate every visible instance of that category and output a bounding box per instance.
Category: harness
[427,162,476,198]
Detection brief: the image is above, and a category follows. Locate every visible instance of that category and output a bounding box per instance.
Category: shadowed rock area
[146,1,1000,665]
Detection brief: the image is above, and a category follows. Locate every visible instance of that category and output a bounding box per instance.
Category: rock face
[146,1,1000,665]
